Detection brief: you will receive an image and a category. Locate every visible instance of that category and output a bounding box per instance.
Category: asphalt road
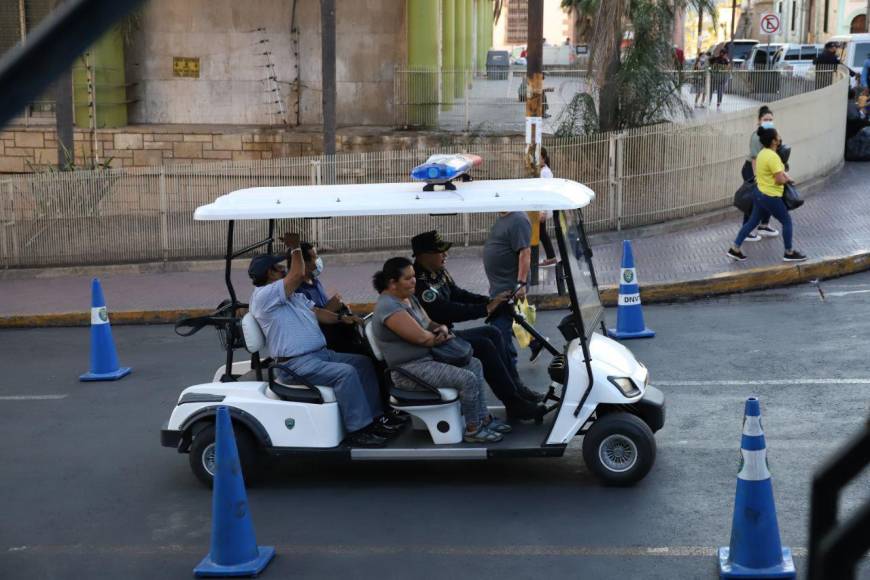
[2,274,869,579]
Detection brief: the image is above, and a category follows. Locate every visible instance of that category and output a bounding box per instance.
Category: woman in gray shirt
[370,257,509,443]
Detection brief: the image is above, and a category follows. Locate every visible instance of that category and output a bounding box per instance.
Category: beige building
[492,0,573,49]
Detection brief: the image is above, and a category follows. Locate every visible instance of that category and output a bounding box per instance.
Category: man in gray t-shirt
[483,212,532,367]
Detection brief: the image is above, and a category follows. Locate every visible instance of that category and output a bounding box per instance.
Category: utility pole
[321,0,336,158]
[52,0,73,169]
[730,0,737,40]
[526,0,543,285]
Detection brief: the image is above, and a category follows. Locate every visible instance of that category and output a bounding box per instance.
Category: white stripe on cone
[91,307,109,325]
[742,415,764,437]
[738,449,771,481]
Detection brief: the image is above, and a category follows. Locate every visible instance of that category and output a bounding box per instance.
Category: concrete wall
[126,0,404,126]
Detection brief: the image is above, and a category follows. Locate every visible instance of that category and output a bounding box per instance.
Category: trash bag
[733,180,756,214]
[845,127,870,161]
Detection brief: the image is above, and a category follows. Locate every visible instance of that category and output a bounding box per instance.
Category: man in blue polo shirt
[248,233,400,447]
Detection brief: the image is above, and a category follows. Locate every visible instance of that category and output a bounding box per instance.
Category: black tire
[582,412,656,486]
[187,422,264,488]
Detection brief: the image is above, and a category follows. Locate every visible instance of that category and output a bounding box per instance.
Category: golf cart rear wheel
[188,422,263,488]
[582,412,656,486]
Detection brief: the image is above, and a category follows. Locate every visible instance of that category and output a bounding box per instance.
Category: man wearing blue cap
[248,232,402,447]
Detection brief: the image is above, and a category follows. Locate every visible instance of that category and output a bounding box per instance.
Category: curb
[4,250,870,328]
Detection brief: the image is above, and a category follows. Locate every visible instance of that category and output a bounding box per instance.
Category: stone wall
[0,124,492,173]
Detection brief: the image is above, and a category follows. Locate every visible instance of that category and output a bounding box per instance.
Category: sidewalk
[2,161,869,327]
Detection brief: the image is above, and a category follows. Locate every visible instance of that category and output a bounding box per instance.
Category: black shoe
[384,409,411,426]
[529,340,548,364]
[369,420,402,438]
[516,383,546,403]
[346,430,387,447]
[506,401,546,422]
[726,247,747,261]
[783,250,807,262]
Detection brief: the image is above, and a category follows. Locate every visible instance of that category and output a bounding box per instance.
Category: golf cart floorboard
[267,411,566,461]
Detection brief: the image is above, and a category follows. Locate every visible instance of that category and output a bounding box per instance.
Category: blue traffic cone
[608,240,655,339]
[718,397,795,579]
[79,278,131,381]
[194,406,275,577]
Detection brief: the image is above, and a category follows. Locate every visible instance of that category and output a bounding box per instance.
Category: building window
[506,0,528,45]
[791,1,797,31]
[851,14,866,33]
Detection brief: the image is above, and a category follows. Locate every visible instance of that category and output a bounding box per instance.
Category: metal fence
[394,67,824,132]
[0,71,847,269]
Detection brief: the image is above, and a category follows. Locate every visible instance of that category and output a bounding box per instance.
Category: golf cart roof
[193,178,595,221]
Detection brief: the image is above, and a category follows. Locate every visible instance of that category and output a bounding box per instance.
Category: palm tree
[560,0,717,131]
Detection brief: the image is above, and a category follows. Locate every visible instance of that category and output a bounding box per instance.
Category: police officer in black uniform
[814,41,856,89]
[411,230,545,421]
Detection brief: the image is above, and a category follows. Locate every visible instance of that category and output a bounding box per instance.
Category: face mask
[761,121,774,129]
[312,257,324,278]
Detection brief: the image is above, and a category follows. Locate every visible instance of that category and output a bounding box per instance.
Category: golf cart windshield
[556,209,603,340]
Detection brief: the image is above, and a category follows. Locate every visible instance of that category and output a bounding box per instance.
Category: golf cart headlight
[608,376,641,398]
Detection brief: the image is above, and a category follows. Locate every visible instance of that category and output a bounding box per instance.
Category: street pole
[526,0,543,285]
[321,0,336,158]
[730,0,737,41]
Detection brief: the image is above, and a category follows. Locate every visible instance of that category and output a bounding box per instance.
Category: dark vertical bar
[225,220,237,305]
[527,0,543,285]
[267,219,275,255]
[730,0,737,40]
[321,0,336,157]
[55,69,74,168]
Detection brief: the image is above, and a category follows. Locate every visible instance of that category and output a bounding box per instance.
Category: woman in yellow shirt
[728,128,807,262]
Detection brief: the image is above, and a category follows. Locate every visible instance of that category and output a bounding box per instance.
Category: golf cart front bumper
[637,386,665,433]
[161,424,182,449]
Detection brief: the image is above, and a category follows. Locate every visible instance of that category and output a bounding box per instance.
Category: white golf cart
[161,178,665,487]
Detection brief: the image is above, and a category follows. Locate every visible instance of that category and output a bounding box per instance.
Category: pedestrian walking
[537,147,558,268]
[709,47,731,109]
[739,106,779,242]
[727,127,807,263]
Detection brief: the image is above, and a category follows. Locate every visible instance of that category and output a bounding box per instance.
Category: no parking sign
[760,12,781,35]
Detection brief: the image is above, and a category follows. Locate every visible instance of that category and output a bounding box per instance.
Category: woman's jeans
[735,189,793,250]
[740,161,771,226]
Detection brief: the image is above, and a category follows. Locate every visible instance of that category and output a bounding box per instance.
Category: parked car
[711,39,759,69]
[749,43,823,77]
[747,43,785,70]
[829,33,870,77]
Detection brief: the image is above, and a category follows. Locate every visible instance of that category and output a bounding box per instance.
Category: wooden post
[526,0,543,285]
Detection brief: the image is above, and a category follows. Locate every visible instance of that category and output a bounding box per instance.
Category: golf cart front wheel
[582,412,656,486]
[188,422,263,488]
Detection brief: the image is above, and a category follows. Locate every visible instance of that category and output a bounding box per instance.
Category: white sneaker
[756,225,779,237]
[744,232,762,242]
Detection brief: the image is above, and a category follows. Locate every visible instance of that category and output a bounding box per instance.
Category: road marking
[3,543,809,558]
[0,394,68,401]
[656,378,870,387]
[802,289,870,298]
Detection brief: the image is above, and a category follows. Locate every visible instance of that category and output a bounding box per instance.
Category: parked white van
[749,43,824,77]
[829,33,870,77]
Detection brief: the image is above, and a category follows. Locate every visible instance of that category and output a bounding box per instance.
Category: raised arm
[281,232,305,297]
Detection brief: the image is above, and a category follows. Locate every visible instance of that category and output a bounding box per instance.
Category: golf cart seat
[240,313,336,404]
[365,321,463,445]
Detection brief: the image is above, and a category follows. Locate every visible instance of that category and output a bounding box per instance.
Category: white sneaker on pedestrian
[756,225,779,237]
[744,232,762,242]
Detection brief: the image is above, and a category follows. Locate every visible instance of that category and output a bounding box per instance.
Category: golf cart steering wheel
[483,282,525,324]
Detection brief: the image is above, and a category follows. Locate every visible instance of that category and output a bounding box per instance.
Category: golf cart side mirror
[557,313,581,342]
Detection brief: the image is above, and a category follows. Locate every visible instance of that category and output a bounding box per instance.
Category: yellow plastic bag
[512,298,537,348]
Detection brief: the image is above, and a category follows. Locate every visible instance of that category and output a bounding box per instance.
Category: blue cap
[248,254,286,281]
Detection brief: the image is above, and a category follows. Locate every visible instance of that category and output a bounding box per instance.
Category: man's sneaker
[529,339,548,364]
[783,250,807,262]
[539,258,558,268]
[726,248,747,261]
[744,232,762,242]
[516,384,545,403]
[757,225,779,237]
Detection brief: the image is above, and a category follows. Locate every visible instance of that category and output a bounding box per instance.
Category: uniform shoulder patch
[421,288,438,303]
